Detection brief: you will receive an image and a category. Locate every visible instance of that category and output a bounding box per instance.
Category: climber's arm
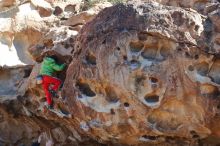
[51,62,66,71]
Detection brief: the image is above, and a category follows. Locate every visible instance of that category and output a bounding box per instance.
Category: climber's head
[46,54,58,62]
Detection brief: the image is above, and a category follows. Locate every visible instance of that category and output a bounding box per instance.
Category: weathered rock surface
[201,4,220,54]
[1,0,220,146]
[62,2,216,145]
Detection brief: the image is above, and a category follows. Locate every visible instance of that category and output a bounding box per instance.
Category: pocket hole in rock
[110,108,115,115]
[188,65,194,71]
[124,102,130,107]
[195,25,200,31]
[171,11,184,26]
[64,44,70,49]
[138,32,148,41]
[123,55,127,61]
[129,41,144,52]
[192,134,200,139]
[23,68,32,78]
[141,48,157,60]
[195,62,209,76]
[144,94,159,103]
[68,37,74,43]
[149,77,158,83]
[135,75,146,85]
[142,135,158,141]
[130,60,141,70]
[116,47,121,51]
[60,17,68,21]
[185,52,190,58]
[194,54,199,60]
[102,39,106,44]
[76,81,96,97]
[53,6,63,16]
[85,53,96,65]
[71,48,75,54]
[105,86,119,103]
[190,130,200,139]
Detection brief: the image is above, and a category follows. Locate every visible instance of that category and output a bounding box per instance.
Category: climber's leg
[49,76,62,91]
[42,76,53,107]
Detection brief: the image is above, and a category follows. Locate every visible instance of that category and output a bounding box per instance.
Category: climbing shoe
[48,104,53,110]
[46,103,54,110]
[49,89,59,98]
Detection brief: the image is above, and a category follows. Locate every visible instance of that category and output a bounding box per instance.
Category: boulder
[61,2,217,145]
[1,1,220,146]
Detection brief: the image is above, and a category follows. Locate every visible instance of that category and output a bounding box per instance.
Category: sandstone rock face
[1,0,220,146]
[201,4,220,54]
[62,2,220,145]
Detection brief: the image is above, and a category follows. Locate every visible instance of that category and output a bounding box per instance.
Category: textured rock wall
[0,0,114,145]
[1,0,220,146]
[62,1,220,145]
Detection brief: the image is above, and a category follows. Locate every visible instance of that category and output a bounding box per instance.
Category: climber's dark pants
[42,75,61,105]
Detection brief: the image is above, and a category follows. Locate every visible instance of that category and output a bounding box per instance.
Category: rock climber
[38,55,66,109]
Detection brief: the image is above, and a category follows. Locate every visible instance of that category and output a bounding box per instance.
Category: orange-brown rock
[1,1,220,146]
[60,2,220,145]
